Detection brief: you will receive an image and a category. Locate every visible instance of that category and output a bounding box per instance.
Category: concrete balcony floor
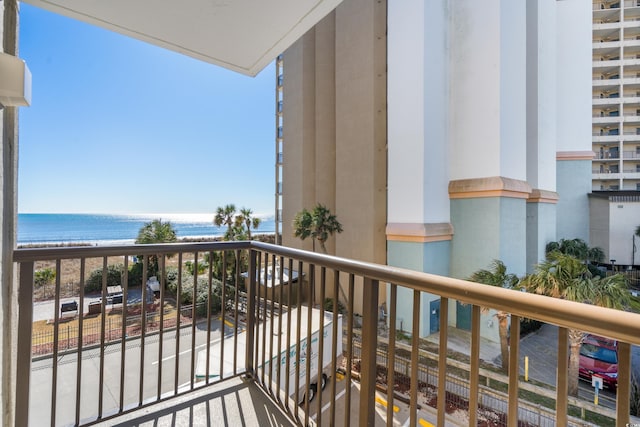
[92,376,296,427]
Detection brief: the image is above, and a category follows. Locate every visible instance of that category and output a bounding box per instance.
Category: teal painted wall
[387,240,450,337]
[450,197,527,279]
[556,160,590,242]
[526,202,556,273]
[449,196,527,342]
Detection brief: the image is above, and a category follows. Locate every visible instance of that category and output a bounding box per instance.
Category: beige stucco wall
[281,0,387,313]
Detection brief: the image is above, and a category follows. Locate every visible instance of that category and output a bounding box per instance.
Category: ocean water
[17,213,275,246]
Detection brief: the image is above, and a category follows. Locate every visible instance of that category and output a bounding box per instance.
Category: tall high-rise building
[592,1,640,191]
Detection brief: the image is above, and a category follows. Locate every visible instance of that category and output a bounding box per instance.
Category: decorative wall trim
[386,222,453,242]
[448,176,532,199]
[556,151,594,161]
[527,189,559,204]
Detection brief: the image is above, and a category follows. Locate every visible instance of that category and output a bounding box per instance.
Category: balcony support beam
[359,277,378,427]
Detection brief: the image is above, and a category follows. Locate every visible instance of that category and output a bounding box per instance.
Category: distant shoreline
[17,233,276,249]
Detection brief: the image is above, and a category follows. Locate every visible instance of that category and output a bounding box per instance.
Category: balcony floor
[91,376,296,427]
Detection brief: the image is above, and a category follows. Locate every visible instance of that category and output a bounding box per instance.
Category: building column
[526,0,559,272]
[448,1,528,342]
[1,1,20,425]
[555,0,593,243]
[387,0,451,337]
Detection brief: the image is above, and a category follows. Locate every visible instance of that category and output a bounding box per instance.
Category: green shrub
[172,275,223,317]
[34,268,56,288]
[128,262,143,287]
[85,264,124,294]
[323,297,346,314]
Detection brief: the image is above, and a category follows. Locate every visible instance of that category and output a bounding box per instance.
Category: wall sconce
[0,52,31,108]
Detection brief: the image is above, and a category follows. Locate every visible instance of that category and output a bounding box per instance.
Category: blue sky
[17,4,276,217]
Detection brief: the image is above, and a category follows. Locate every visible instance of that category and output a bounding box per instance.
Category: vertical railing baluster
[98,257,107,418]
[75,258,86,424]
[254,251,262,381]
[293,261,303,421]
[233,249,241,376]
[344,273,355,427]
[508,314,521,427]
[409,290,420,427]
[329,269,340,426]
[284,257,294,413]
[174,253,183,394]
[119,256,128,411]
[246,249,257,377]
[556,326,569,427]
[220,250,227,382]
[437,297,449,427]
[16,260,34,427]
[359,277,379,427]
[304,264,315,427]
[617,341,632,426]
[276,255,285,403]
[268,254,276,394]
[469,305,481,426]
[157,255,165,399]
[260,252,268,386]
[190,252,198,389]
[316,266,326,425]
[205,251,213,384]
[139,256,148,406]
[207,250,216,383]
[386,284,397,427]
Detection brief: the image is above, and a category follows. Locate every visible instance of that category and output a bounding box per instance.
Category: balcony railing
[13,241,640,426]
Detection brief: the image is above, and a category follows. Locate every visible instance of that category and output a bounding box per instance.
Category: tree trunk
[497,313,510,373]
[568,329,585,397]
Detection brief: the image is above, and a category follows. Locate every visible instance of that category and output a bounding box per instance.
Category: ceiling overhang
[22,0,343,76]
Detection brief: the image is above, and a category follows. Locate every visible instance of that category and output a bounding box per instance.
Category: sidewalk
[424,323,560,386]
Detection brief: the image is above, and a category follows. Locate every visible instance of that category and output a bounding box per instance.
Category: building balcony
[12,241,640,426]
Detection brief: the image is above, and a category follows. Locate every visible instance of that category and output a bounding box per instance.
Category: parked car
[578,334,618,389]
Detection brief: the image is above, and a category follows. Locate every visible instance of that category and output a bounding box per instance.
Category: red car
[578,335,618,390]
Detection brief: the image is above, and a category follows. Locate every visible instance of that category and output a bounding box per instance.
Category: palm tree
[135,219,178,277]
[545,238,605,264]
[520,251,629,396]
[468,260,519,372]
[214,204,237,239]
[293,204,343,253]
[235,207,261,240]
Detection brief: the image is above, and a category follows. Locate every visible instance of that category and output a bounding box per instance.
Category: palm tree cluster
[214,204,262,241]
[293,203,343,253]
[469,239,629,396]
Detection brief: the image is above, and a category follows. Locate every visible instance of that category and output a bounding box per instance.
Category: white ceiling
[22,0,342,76]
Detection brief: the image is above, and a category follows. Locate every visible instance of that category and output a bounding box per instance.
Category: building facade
[280,0,593,339]
[592,0,640,192]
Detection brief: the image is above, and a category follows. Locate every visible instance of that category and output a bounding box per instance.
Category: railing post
[359,277,378,427]
[15,261,34,427]
[245,249,257,376]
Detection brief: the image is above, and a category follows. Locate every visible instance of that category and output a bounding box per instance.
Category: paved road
[29,318,227,426]
[519,323,629,407]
